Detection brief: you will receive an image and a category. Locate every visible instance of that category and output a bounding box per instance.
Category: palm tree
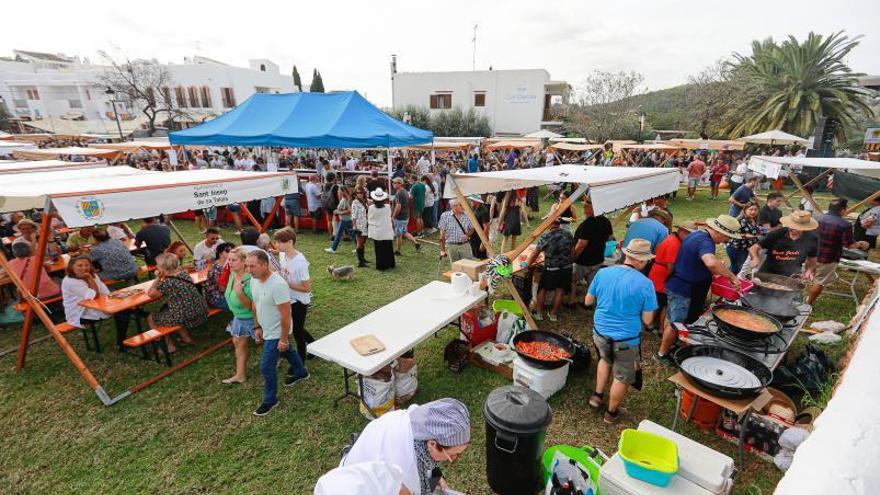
[722,31,874,141]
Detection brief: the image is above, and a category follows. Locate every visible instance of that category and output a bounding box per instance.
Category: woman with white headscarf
[315,462,410,495]
[342,398,471,495]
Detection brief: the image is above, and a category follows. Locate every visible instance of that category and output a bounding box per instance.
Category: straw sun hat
[780,210,819,231]
[705,214,743,239]
[621,238,655,262]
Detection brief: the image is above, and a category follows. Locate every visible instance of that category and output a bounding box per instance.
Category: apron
[342,407,422,494]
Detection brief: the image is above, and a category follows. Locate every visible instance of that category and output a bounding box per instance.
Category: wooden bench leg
[156,339,173,367]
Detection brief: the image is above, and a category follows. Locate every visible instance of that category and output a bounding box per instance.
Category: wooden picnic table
[79,268,209,314]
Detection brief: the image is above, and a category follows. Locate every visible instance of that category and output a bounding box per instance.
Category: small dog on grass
[327,265,355,281]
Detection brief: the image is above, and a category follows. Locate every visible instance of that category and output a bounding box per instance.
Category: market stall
[170,91,432,227]
[748,155,880,214]
[739,129,808,146]
[665,138,746,151]
[12,146,122,161]
[0,167,297,405]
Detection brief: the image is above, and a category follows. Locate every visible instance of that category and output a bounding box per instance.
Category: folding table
[307,281,486,417]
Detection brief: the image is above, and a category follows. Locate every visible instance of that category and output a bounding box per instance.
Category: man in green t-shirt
[66,226,96,253]
[246,250,309,416]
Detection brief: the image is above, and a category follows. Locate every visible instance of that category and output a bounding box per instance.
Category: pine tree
[310,69,325,93]
[292,65,302,92]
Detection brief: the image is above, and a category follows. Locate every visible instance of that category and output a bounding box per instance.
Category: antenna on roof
[472,24,478,71]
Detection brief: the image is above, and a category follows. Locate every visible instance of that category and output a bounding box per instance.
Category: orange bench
[123,308,225,366]
[13,295,63,313]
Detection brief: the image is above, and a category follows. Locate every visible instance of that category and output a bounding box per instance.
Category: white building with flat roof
[0,50,296,135]
[391,67,570,136]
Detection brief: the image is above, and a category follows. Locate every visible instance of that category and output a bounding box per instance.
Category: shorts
[284,197,301,217]
[592,333,639,385]
[687,178,699,188]
[393,219,409,237]
[227,317,255,338]
[538,267,572,291]
[310,208,324,220]
[226,204,241,213]
[655,291,668,310]
[666,291,691,324]
[571,263,605,287]
[814,262,839,286]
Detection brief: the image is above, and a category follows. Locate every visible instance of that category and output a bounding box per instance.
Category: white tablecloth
[307,281,487,376]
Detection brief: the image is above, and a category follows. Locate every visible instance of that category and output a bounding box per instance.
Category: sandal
[222,377,246,385]
[589,392,603,409]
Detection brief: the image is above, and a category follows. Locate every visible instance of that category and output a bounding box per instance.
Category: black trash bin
[483,385,552,495]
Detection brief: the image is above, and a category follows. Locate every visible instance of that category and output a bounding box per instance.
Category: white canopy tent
[740,130,808,146]
[549,137,588,144]
[0,167,297,227]
[0,160,107,174]
[12,146,120,161]
[0,141,37,153]
[444,164,681,215]
[548,142,603,152]
[523,129,563,139]
[748,156,880,180]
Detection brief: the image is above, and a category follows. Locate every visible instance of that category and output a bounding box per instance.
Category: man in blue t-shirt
[622,210,671,254]
[467,154,479,173]
[655,215,742,366]
[585,238,658,424]
[728,176,759,217]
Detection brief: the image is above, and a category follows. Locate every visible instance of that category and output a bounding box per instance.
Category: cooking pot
[711,303,783,340]
[511,331,575,370]
[740,292,800,323]
[674,345,773,399]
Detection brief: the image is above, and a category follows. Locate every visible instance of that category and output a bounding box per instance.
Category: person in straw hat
[368,188,396,271]
[656,215,742,367]
[584,238,658,424]
[748,209,819,279]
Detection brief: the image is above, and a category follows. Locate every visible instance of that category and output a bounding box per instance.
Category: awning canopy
[484,139,542,151]
[620,143,680,152]
[169,91,433,149]
[0,141,37,150]
[408,140,472,151]
[665,138,746,151]
[444,164,681,215]
[0,160,107,174]
[523,129,563,139]
[0,167,297,227]
[97,139,173,151]
[549,137,588,144]
[13,146,121,160]
[740,130,808,145]
[748,156,880,179]
[548,142,603,152]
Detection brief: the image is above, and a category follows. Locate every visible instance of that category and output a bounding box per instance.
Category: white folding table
[307,281,487,415]
[827,259,880,306]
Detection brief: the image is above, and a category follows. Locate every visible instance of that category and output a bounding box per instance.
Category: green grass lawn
[0,186,869,494]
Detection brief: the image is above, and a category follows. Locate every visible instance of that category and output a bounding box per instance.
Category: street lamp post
[105,87,124,141]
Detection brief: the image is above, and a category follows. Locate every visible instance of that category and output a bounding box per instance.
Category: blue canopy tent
[168,90,432,148]
[169,90,432,232]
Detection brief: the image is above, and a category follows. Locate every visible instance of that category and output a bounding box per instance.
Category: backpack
[321,183,339,211]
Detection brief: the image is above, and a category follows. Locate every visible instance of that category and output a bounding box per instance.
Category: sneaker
[548,313,558,322]
[414,242,422,252]
[284,371,310,387]
[603,407,627,424]
[253,401,278,416]
[352,248,358,253]
[532,312,543,321]
[588,393,603,409]
[653,352,677,368]
[324,247,337,254]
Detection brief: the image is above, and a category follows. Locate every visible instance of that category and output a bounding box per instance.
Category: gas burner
[685,320,790,356]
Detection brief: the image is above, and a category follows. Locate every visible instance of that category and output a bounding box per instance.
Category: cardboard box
[451,258,487,281]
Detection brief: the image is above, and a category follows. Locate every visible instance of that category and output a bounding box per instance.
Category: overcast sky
[4,0,878,107]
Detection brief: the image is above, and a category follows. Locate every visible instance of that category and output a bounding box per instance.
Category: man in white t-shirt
[417,154,431,177]
[192,227,223,262]
[346,156,357,171]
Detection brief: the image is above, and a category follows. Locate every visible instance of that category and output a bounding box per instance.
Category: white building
[391,67,570,136]
[0,50,296,135]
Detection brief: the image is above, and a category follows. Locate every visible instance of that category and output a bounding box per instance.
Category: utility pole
[472,25,478,71]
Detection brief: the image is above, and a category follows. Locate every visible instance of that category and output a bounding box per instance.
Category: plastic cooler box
[600,454,710,495]
[512,356,569,399]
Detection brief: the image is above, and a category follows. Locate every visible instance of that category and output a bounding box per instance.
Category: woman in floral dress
[147,252,209,353]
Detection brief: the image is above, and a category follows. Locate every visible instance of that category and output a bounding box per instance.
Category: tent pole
[0,251,102,390]
[240,203,262,230]
[505,183,590,262]
[167,219,194,255]
[17,201,53,369]
[612,205,639,227]
[845,189,880,217]
[260,197,282,233]
[451,182,538,330]
[495,191,511,250]
[387,148,393,192]
[785,168,831,200]
[789,173,823,214]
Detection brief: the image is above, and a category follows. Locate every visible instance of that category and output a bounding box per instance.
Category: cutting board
[350,335,385,356]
